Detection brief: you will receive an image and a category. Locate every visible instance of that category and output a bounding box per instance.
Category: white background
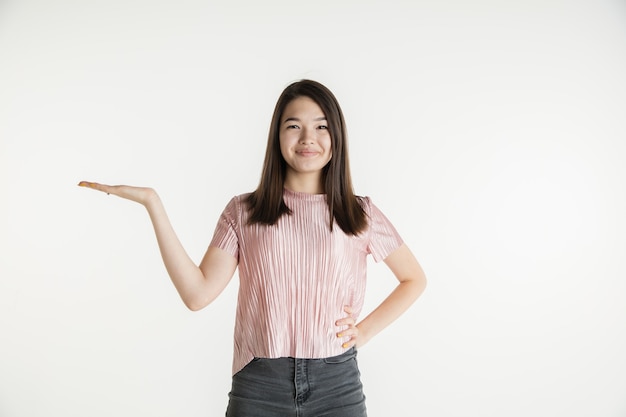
[1,1,625,416]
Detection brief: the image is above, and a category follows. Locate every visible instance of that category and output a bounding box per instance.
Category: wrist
[143,188,161,209]
[355,323,370,348]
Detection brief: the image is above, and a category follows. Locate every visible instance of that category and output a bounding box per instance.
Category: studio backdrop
[1,1,625,416]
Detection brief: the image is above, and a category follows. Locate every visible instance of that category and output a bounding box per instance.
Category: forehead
[282,96,325,119]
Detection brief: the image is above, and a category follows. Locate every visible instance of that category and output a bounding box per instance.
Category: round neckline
[283,187,327,201]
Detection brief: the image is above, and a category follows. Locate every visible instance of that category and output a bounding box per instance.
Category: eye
[286,125,300,129]
[318,125,328,130]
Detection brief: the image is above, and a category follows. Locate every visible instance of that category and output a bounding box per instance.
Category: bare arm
[78,181,237,311]
[337,243,426,348]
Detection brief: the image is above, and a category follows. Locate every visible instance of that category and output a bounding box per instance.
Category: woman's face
[279,96,332,181]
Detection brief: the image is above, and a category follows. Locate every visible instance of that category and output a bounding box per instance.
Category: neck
[284,173,324,194]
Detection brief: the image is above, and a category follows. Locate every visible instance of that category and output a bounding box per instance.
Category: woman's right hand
[78,181,159,207]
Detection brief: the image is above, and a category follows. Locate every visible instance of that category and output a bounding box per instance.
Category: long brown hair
[245,79,367,235]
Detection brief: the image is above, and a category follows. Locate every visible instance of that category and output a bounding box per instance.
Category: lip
[296,150,320,157]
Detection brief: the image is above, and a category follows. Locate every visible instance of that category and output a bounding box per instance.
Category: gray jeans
[225,347,367,417]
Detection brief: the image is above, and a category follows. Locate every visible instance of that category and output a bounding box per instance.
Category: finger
[78,181,113,195]
[336,305,354,326]
[78,180,95,188]
[336,316,358,335]
[337,326,356,338]
[335,316,355,327]
[338,329,358,349]
[342,336,357,349]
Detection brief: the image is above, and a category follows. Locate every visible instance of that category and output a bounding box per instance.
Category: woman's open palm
[78,181,158,206]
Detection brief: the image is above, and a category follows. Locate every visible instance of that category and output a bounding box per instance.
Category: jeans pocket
[323,347,357,364]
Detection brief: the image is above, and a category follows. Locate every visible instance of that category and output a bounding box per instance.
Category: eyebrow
[283,116,327,124]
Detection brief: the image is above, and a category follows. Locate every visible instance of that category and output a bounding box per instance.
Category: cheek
[322,137,333,156]
[278,135,289,156]
[280,131,297,145]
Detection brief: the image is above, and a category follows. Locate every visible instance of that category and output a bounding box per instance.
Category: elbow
[186,302,204,312]
[409,270,427,299]
[183,296,211,312]
[179,279,226,311]
[418,271,427,294]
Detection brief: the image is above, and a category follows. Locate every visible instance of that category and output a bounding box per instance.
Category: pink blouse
[209,188,403,375]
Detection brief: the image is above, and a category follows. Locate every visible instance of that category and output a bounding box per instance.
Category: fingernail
[337,333,343,338]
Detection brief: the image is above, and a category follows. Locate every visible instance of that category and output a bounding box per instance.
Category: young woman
[79,79,426,416]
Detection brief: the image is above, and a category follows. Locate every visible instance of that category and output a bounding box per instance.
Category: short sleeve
[364,197,404,262]
[209,196,240,260]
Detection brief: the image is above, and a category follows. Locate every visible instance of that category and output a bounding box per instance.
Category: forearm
[144,192,206,309]
[79,181,230,310]
[356,276,426,347]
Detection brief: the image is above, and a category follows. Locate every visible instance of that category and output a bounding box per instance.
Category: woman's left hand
[336,306,359,349]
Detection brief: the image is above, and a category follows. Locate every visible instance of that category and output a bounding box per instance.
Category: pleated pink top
[209,188,403,375]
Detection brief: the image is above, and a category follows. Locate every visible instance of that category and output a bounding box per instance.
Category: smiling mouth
[296,150,319,157]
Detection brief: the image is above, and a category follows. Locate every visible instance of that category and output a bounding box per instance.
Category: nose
[299,127,315,144]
